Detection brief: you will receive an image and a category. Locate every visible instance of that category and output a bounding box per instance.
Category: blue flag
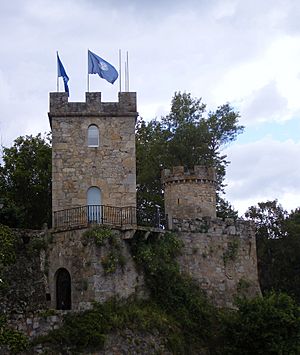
[88,50,118,84]
[57,53,69,95]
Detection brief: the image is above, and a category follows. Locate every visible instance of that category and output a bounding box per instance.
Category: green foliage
[0,315,29,354]
[83,226,126,274]
[216,196,239,219]
[237,278,251,293]
[38,309,57,318]
[0,224,17,289]
[245,201,300,302]
[223,239,239,265]
[0,133,52,229]
[222,292,300,354]
[27,236,48,256]
[34,298,179,353]
[131,232,219,352]
[101,252,119,274]
[83,225,114,247]
[0,224,16,266]
[136,91,244,214]
[245,200,288,239]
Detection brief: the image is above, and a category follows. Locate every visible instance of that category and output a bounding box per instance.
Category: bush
[222,292,300,354]
[0,316,29,354]
[34,298,180,353]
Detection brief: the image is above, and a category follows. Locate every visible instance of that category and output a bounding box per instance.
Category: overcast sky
[1,0,300,215]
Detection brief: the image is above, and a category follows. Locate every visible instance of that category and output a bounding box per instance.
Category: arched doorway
[56,268,71,310]
[87,186,102,222]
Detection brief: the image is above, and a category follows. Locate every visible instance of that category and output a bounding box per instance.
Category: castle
[45,91,261,310]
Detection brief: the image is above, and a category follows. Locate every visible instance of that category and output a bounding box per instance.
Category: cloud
[224,137,300,214]
[242,81,288,124]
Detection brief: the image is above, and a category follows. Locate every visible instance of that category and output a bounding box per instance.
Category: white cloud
[224,137,300,214]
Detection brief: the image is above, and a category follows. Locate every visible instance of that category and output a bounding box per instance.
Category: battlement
[48,92,137,119]
[162,165,217,223]
[162,165,216,186]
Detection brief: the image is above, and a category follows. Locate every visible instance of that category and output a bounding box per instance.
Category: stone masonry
[162,166,216,228]
[174,217,261,308]
[49,92,138,218]
[47,228,145,311]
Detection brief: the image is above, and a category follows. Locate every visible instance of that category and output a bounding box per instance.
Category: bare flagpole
[119,49,122,92]
[124,59,127,92]
[87,49,90,92]
[126,51,129,92]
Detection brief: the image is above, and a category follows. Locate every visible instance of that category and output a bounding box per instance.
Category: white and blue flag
[57,53,69,95]
[88,50,118,84]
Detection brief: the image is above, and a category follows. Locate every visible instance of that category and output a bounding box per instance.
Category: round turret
[162,165,216,227]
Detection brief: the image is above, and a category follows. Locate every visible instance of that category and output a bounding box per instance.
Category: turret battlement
[162,165,216,186]
[49,92,137,119]
[162,165,217,224]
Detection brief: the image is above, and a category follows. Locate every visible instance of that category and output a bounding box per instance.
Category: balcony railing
[53,205,137,229]
[53,204,168,230]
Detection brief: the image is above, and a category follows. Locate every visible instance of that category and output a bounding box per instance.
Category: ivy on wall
[83,226,126,274]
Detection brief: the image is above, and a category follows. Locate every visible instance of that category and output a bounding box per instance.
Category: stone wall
[50,92,138,217]
[162,166,217,228]
[47,228,145,310]
[7,312,64,340]
[174,217,261,308]
[0,230,47,316]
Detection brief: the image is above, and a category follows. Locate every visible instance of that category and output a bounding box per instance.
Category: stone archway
[55,268,71,310]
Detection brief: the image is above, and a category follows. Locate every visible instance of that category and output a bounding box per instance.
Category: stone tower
[162,165,216,227]
[49,92,138,220]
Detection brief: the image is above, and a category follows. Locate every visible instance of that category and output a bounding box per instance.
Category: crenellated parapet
[162,165,216,186]
[49,92,137,122]
[162,165,217,226]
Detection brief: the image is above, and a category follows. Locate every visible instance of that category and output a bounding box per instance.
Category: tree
[223,292,300,354]
[0,133,52,229]
[136,92,244,215]
[245,201,300,302]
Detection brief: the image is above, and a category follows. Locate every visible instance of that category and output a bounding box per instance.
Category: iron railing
[53,204,168,230]
[53,205,137,229]
[137,207,167,229]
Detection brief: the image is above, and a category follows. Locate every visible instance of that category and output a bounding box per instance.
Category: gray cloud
[242,81,289,124]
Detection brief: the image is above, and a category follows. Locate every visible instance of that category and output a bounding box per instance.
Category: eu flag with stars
[88,50,118,84]
[57,53,69,95]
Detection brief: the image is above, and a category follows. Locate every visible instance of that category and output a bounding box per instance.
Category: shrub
[222,292,300,354]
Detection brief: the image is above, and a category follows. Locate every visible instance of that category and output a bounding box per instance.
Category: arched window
[55,268,71,310]
[88,125,99,147]
[87,186,102,222]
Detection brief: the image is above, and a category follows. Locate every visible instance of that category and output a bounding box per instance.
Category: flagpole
[87,49,90,92]
[56,51,59,92]
[119,49,122,92]
[126,51,129,92]
[124,60,127,92]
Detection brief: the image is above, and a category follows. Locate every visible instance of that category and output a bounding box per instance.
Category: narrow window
[88,125,99,147]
